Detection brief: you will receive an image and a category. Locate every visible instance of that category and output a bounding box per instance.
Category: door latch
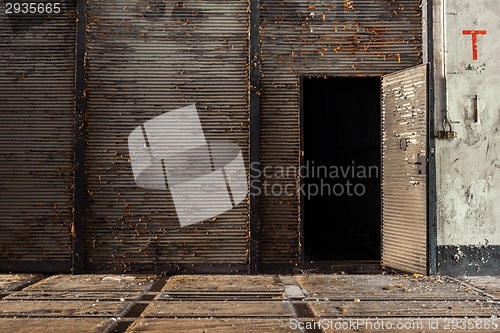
[414,155,427,175]
[438,110,457,139]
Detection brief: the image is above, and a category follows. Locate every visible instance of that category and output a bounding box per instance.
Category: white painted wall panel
[437,1,500,245]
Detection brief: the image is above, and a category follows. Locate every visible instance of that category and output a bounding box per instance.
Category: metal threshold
[302,260,383,274]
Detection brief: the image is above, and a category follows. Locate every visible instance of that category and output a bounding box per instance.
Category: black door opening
[302,77,381,261]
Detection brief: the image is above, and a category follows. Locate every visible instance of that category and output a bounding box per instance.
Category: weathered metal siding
[85,1,249,271]
[0,2,77,270]
[259,0,423,266]
[381,65,427,274]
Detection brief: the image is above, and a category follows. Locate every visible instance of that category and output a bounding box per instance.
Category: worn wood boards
[163,275,284,292]
[295,274,488,301]
[0,274,497,332]
[127,318,295,333]
[0,318,111,333]
[142,301,295,317]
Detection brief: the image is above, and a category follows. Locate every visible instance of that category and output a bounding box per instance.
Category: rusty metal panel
[0,1,76,271]
[381,64,428,274]
[259,0,423,265]
[85,1,249,271]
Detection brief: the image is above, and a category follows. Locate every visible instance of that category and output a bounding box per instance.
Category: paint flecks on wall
[438,1,500,253]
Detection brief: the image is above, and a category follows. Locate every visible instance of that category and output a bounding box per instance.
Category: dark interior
[303,77,381,261]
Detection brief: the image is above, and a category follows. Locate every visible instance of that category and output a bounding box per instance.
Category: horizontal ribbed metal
[381,64,427,274]
[259,0,423,264]
[85,1,249,270]
[0,2,76,268]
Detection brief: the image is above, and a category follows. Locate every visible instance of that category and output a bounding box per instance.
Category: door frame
[298,72,437,275]
[424,0,438,276]
[298,74,383,273]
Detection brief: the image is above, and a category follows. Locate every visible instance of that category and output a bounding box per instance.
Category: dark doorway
[302,77,381,261]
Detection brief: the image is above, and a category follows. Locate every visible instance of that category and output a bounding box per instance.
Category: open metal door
[381,64,428,275]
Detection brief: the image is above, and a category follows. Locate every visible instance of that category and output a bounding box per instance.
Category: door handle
[414,155,427,175]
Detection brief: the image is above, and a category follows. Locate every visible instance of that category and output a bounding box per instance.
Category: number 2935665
[5,3,61,14]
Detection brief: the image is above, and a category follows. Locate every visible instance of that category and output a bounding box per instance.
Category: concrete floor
[0,274,498,332]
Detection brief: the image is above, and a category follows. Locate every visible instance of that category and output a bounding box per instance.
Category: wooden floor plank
[141,300,295,317]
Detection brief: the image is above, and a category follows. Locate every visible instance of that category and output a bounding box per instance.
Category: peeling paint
[437,0,500,251]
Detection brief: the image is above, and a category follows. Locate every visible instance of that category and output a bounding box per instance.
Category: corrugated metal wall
[259,0,423,267]
[0,1,77,271]
[0,0,425,273]
[381,65,427,274]
[85,0,249,272]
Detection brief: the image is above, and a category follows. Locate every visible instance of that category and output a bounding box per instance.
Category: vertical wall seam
[249,0,261,274]
[426,0,438,276]
[72,0,87,274]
